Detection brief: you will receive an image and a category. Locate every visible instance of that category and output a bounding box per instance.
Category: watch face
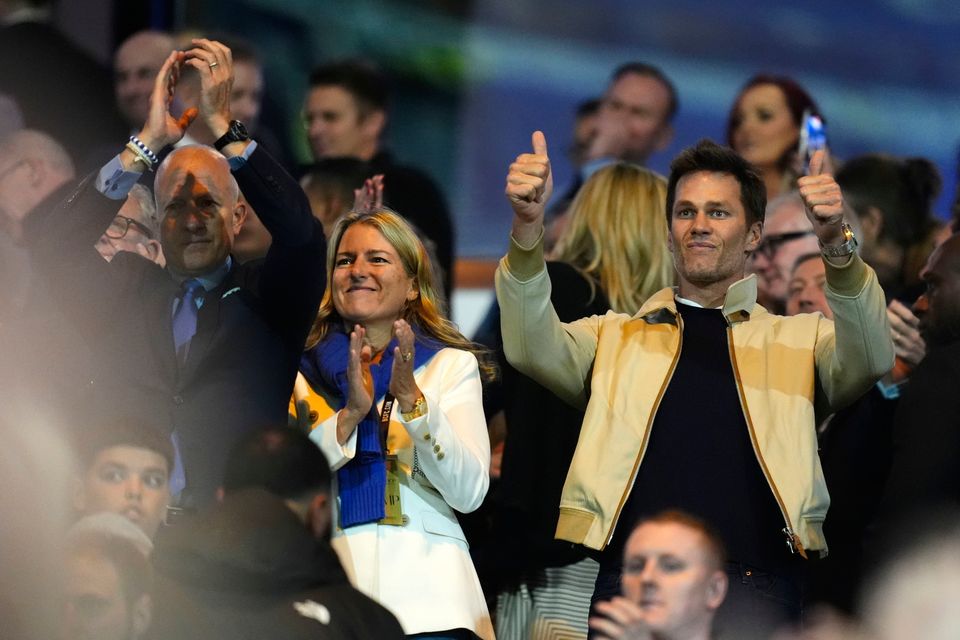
[231,120,249,139]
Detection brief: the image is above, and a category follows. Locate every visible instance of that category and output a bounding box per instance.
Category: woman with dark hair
[836,153,943,299]
[726,74,823,199]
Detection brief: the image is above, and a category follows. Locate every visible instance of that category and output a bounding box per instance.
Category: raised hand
[797,149,845,247]
[589,597,653,640]
[136,51,197,154]
[182,38,234,140]
[506,131,553,246]
[353,174,385,214]
[337,324,375,444]
[887,299,926,367]
[389,319,424,414]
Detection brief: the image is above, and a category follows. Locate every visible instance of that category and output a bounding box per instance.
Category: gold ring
[401,351,413,362]
[209,61,219,68]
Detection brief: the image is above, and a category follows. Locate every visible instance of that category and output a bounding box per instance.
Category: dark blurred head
[726,74,821,173]
[837,154,941,291]
[222,426,331,501]
[61,524,153,640]
[914,233,960,348]
[299,156,372,236]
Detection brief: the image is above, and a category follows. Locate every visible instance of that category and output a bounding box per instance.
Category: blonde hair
[551,163,673,314]
[306,210,496,381]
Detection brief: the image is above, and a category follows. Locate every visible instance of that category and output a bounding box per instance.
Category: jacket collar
[636,274,762,325]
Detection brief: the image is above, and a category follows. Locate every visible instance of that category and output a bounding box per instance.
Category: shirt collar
[171,256,232,292]
[637,274,760,324]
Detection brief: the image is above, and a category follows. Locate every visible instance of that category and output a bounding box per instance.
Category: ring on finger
[209,61,219,68]
[401,351,413,362]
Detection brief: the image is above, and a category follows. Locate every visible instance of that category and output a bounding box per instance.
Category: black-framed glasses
[104,215,154,240]
[754,230,816,260]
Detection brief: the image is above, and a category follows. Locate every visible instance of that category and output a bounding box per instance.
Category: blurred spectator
[786,252,831,317]
[749,191,819,313]
[727,74,823,200]
[0,0,126,170]
[61,516,154,640]
[836,153,943,300]
[74,420,173,541]
[585,63,677,167]
[874,233,960,522]
[589,511,728,640]
[299,157,372,237]
[148,427,405,639]
[113,31,175,134]
[0,128,75,245]
[304,60,455,295]
[861,513,960,640]
[491,162,673,639]
[556,64,676,212]
[568,97,601,170]
[0,91,23,137]
[22,43,325,506]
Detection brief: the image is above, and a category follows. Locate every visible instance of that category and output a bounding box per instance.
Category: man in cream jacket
[496,133,893,637]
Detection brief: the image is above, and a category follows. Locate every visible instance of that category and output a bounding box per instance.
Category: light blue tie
[169,279,203,498]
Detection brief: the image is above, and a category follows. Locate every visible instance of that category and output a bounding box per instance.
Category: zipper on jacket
[726,326,808,559]
[604,314,683,548]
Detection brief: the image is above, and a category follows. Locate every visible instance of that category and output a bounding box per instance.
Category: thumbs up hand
[506,131,553,245]
[797,149,846,247]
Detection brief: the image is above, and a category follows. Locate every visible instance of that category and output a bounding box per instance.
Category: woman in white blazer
[297,209,496,639]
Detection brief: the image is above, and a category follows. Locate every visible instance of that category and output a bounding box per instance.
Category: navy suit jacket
[27,145,326,505]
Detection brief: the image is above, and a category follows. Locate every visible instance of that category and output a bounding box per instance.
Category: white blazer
[307,348,494,638]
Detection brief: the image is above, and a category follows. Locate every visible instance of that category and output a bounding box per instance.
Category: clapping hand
[134,51,197,157]
[353,174,385,214]
[337,325,374,445]
[389,319,423,414]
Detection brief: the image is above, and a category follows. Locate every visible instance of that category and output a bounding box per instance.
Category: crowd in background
[3,1,960,639]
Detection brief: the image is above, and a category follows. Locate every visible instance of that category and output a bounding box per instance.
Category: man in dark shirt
[303,60,455,296]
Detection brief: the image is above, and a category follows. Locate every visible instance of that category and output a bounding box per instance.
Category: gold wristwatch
[400,394,427,421]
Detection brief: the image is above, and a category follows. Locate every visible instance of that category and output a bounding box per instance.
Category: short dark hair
[632,509,727,571]
[222,426,331,501]
[300,156,374,205]
[611,62,679,121]
[666,139,767,227]
[308,60,389,116]
[217,34,260,66]
[576,97,602,119]
[78,419,174,475]
[836,154,941,247]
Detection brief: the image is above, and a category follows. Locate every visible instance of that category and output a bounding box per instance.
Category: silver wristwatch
[819,222,858,258]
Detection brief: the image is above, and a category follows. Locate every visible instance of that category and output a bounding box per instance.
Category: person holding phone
[726,74,827,199]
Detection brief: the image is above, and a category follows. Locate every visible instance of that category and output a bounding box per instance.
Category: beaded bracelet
[125,142,155,172]
[128,135,160,166]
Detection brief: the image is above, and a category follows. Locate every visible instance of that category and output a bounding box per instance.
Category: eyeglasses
[754,230,816,260]
[104,215,155,240]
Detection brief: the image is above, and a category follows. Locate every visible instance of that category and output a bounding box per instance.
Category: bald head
[0,129,74,243]
[114,31,174,129]
[155,145,246,278]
